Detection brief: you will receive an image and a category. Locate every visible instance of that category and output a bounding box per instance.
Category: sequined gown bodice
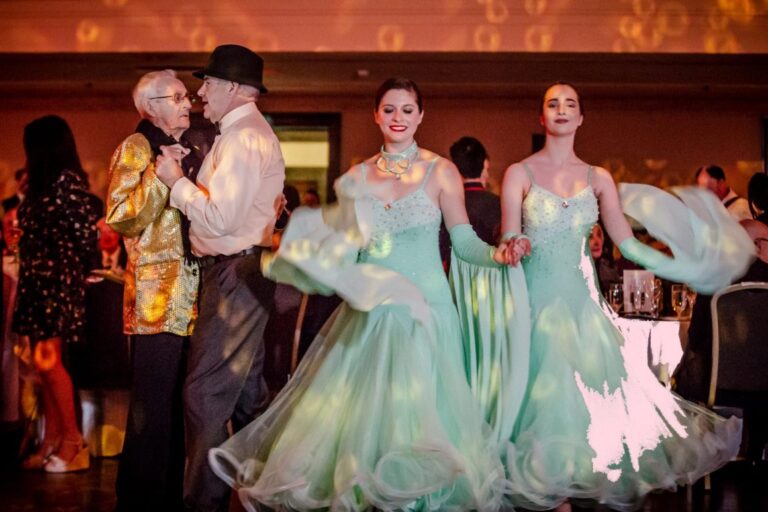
[522,174,599,315]
[358,161,452,306]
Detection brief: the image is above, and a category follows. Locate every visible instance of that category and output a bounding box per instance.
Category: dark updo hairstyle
[23,115,86,202]
[747,171,768,220]
[374,78,423,112]
[540,81,584,116]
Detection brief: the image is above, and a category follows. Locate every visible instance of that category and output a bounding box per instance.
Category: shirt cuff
[169,177,197,212]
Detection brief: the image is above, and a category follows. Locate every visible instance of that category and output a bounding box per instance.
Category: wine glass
[684,287,696,318]
[671,284,687,318]
[652,278,663,318]
[633,281,649,315]
[608,283,623,314]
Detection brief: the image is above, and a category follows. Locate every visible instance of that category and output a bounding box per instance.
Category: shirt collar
[463,179,486,190]
[219,102,258,133]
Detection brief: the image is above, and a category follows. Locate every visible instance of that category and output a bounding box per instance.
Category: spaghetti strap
[522,162,535,184]
[587,165,594,186]
[419,157,440,190]
[360,162,368,185]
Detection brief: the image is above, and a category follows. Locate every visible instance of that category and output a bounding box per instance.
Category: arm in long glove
[450,223,503,268]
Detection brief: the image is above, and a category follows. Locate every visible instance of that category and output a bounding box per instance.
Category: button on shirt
[170,103,285,256]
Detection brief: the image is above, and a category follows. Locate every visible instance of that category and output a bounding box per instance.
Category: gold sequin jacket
[106,133,198,336]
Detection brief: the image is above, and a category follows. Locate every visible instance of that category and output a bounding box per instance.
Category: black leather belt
[198,246,265,268]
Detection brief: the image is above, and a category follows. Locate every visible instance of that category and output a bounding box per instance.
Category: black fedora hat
[193,44,268,93]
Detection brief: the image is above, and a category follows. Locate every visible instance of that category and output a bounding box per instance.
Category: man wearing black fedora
[156,44,285,512]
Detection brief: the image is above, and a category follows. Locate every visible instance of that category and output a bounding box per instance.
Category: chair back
[708,282,768,407]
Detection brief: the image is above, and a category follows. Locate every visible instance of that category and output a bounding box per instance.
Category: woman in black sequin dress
[13,115,101,472]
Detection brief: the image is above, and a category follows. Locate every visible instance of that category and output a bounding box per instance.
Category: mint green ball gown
[453,164,747,511]
[209,164,505,511]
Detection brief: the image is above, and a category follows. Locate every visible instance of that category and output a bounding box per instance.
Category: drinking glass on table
[652,278,663,318]
[633,280,651,315]
[608,283,623,314]
[671,284,688,319]
[684,286,696,317]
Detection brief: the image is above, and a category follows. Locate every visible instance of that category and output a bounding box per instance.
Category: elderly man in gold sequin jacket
[106,69,207,512]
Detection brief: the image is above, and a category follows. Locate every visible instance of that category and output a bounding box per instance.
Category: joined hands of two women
[492,236,532,266]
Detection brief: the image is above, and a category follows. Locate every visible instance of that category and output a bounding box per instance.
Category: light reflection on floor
[0,452,765,512]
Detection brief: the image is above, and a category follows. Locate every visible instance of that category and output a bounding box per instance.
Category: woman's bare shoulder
[590,165,619,197]
[590,165,616,185]
[344,156,378,177]
[502,161,532,185]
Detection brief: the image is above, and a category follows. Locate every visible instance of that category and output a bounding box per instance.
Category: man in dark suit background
[439,136,501,268]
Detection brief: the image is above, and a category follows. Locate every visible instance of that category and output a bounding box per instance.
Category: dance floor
[0,425,765,512]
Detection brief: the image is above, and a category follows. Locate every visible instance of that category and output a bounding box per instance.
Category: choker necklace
[376,142,418,180]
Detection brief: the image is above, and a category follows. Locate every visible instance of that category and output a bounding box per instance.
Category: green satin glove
[618,237,676,277]
[449,223,502,268]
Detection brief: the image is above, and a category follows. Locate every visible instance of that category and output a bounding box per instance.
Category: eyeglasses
[149,92,196,104]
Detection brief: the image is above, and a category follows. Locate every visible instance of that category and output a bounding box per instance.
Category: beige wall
[2,92,765,201]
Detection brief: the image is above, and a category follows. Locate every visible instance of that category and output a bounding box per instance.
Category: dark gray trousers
[182,252,274,512]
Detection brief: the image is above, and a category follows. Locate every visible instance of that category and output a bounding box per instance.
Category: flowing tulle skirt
[209,301,505,512]
[502,296,741,511]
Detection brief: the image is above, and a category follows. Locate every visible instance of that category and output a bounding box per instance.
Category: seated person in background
[77,218,130,390]
[747,171,768,224]
[95,217,126,277]
[1,168,27,255]
[1,207,21,257]
[588,222,619,294]
[696,164,751,221]
[674,218,768,404]
[302,187,320,207]
[1,168,27,214]
[2,206,22,425]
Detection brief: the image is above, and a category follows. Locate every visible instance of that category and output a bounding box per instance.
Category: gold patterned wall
[1,0,767,53]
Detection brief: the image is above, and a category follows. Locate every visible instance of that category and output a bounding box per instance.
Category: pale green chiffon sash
[450,257,530,446]
[619,184,754,294]
[263,173,432,323]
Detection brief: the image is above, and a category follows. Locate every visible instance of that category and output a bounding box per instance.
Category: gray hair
[237,83,259,102]
[132,69,178,119]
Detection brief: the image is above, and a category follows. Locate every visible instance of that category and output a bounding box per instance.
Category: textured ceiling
[1,0,767,53]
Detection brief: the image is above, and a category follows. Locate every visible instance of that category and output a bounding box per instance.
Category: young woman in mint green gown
[491,83,748,511]
[207,78,515,512]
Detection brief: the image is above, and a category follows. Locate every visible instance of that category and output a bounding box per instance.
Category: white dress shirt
[170,102,285,256]
[722,189,751,221]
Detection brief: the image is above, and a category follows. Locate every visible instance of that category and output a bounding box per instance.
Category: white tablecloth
[615,316,689,385]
